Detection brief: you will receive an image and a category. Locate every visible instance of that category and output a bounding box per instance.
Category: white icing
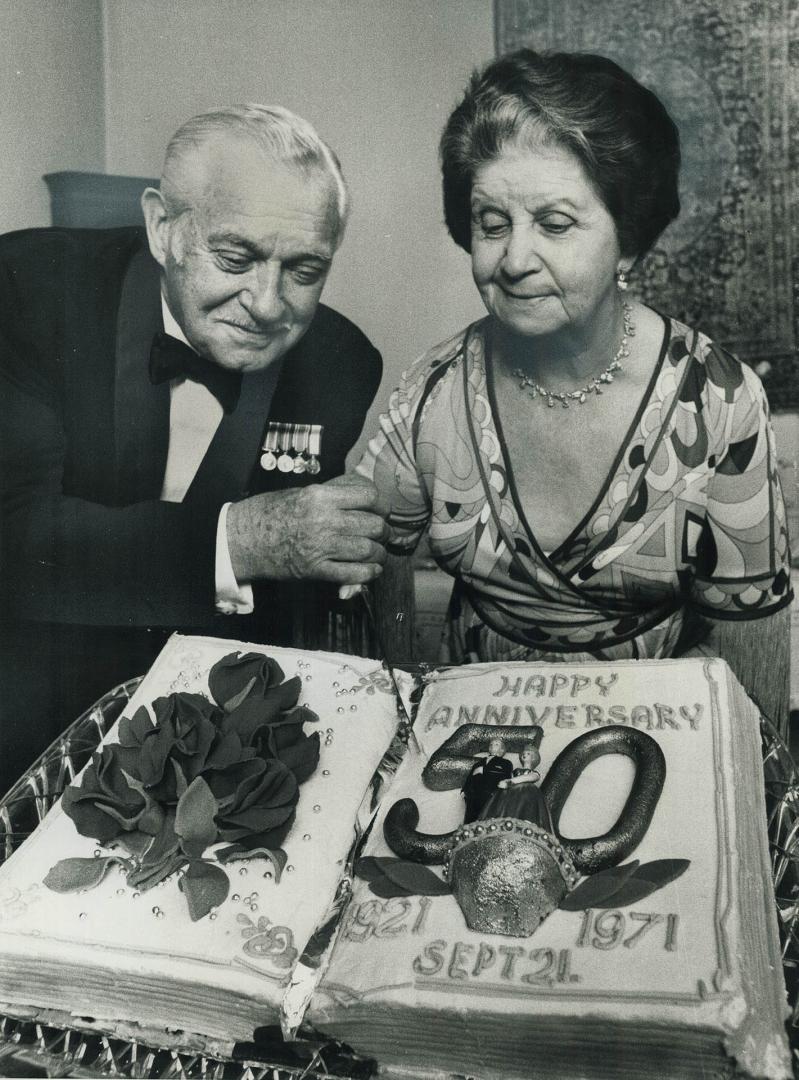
[311,658,792,1080]
[0,647,790,1077]
[0,634,408,1048]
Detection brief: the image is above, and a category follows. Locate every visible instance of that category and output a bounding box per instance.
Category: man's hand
[227,475,388,585]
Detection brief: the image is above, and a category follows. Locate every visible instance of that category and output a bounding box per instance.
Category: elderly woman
[360,49,792,728]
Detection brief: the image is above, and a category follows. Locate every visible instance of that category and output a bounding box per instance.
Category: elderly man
[0,104,385,790]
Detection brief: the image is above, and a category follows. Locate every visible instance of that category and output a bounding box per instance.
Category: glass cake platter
[0,679,798,1079]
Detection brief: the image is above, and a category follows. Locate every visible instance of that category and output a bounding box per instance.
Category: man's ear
[141,187,170,269]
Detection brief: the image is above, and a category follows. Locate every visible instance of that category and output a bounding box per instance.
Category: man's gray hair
[161,103,349,235]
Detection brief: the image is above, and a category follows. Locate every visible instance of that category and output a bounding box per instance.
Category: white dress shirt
[160,301,254,615]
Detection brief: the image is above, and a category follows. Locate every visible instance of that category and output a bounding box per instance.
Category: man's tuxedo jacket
[0,227,381,782]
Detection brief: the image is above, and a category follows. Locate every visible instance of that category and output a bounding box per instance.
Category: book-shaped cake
[0,642,791,1078]
[308,658,792,1080]
[0,635,408,1056]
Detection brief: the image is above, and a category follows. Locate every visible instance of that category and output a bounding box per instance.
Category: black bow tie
[149,331,242,413]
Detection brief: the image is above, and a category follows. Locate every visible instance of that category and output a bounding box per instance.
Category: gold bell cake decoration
[260,422,323,475]
[383,724,667,937]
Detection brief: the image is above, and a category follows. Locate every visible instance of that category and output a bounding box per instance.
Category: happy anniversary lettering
[423,672,702,733]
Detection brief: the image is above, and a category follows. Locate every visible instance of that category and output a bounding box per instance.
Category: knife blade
[358,586,417,744]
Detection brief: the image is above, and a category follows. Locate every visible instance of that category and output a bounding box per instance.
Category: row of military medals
[260,424,322,475]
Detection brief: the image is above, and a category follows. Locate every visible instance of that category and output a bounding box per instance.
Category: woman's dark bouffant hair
[440,49,681,259]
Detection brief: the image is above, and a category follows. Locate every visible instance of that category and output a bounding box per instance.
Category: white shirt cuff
[215,503,254,615]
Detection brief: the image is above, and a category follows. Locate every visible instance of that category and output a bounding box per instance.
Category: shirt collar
[161,295,193,350]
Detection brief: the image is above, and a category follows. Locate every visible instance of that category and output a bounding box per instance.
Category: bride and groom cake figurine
[384,723,667,938]
[461,736,554,833]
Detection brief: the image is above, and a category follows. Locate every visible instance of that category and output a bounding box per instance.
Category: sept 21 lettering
[343,897,679,987]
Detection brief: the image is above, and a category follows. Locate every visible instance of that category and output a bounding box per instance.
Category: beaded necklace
[512,301,634,408]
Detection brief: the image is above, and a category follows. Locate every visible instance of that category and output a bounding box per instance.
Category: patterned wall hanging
[494,0,799,408]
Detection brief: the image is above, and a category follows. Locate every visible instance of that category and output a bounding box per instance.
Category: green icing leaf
[560,858,690,912]
[136,810,178,870]
[44,856,127,893]
[175,776,218,853]
[260,847,288,882]
[115,830,154,859]
[355,855,409,882]
[172,759,189,799]
[126,851,185,891]
[629,858,690,887]
[179,860,230,921]
[354,856,450,897]
[559,861,641,912]
[216,845,287,882]
[381,860,451,896]
[215,844,246,864]
[368,876,414,899]
[593,859,691,908]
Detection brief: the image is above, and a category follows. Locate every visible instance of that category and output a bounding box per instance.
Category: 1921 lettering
[343,896,432,942]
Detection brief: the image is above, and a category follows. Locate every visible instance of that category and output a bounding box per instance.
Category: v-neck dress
[358,317,792,663]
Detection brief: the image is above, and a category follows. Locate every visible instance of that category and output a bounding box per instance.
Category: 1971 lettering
[576,909,679,951]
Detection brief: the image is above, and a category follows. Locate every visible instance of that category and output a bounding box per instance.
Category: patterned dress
[358,316,792,663]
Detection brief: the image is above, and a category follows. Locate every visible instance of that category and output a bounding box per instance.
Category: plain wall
[101,0,494,456]
[0,0,105,233]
